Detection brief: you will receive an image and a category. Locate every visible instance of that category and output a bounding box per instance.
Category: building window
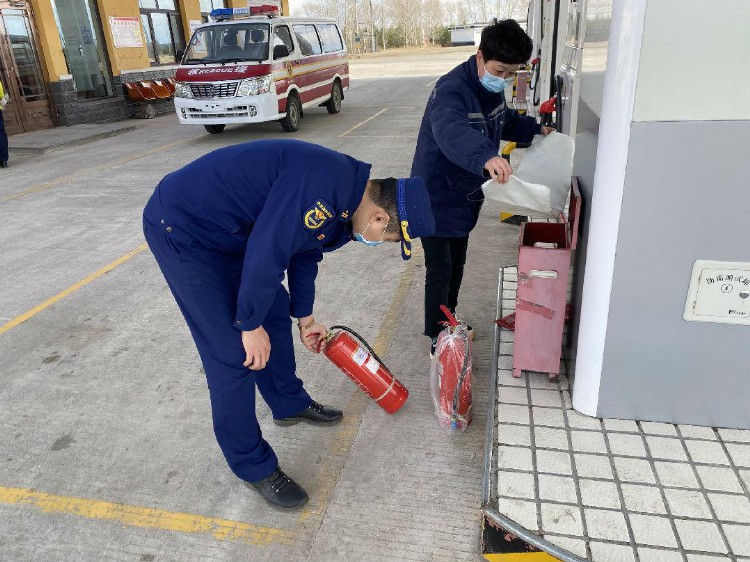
[200,0,225,22]
[50,0,114,98]
[139,0,185,65]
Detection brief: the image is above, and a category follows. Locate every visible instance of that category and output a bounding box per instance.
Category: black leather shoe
[0,161,7,168]
[246,467,308,510]
[274,400,343,426]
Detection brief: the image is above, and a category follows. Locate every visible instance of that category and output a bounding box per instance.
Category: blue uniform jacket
[411,56,541,237]
[154,140,371,331]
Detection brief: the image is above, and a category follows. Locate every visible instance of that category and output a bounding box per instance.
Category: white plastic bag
[482,132,575,219]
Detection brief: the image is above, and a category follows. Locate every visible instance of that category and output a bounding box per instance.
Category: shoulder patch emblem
[304,200,334,230]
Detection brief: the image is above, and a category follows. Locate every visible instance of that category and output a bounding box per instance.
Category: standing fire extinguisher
[321,326,409,414]
[430,306,473,431]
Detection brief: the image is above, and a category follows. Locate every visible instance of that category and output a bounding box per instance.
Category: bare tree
[295,0,525,51]
[499,0,528,20]
[422,0,444,44]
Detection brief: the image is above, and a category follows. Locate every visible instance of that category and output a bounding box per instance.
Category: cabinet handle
[528,270,558,279]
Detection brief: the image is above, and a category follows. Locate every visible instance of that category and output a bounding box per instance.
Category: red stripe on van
[299,83,334,104]
[290,63,346,88]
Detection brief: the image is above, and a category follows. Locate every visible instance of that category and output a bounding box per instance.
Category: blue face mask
[479,59,514,93]
[480,71,513,93]
[353,220,386,246]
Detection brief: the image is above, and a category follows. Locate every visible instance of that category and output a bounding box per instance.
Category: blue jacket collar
[338,161,370,222]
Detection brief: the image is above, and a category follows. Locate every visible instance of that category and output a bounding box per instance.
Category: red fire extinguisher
[321,326,408,414]
[432,306,472,431]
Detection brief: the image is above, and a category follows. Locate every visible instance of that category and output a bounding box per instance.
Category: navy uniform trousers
[143,197,312,483]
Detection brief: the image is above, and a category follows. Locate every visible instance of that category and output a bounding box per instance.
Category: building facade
[0,0,288,134]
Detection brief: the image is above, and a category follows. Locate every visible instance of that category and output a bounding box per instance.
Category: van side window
[273,25,294,56]
[316,24,343,53]
[292,24,322,56]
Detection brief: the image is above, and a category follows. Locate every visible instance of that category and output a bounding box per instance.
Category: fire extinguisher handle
[439,305,460,327]
[329,325,390,373]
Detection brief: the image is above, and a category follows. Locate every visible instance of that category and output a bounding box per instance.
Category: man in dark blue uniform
[411,19,553,354]
[143,140,435,509]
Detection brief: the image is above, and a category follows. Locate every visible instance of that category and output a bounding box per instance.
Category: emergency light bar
[209,5,278,21]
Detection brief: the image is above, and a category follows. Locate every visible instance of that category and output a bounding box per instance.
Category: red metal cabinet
[512,179,582,381]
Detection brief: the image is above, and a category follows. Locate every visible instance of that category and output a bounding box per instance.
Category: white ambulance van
[173,5,348,134]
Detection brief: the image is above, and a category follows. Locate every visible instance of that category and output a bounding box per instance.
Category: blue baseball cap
[393,177,436,260]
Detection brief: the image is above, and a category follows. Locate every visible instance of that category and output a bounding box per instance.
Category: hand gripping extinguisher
[321,326,409,414]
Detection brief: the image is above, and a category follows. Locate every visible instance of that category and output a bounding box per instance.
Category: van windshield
[183,23,270,64]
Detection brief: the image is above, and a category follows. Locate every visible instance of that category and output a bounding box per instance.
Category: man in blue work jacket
[412,19,553,355]
[143,140,435,510]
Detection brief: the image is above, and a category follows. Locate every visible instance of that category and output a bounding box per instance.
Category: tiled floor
[490,268,750,562]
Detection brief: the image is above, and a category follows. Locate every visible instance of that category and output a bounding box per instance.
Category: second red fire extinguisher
[321,326,408,414]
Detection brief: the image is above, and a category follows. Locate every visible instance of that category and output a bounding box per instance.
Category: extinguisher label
[365,356,380,374]
[352,346,368,366]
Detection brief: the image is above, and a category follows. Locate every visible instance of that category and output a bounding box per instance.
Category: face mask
[479,59,513,93]
[353,219,386,246]
[480,71,513,93]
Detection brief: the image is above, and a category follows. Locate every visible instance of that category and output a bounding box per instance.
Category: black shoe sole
[267,496,309,511]
[273,416,342,427]
[244,483,309,510]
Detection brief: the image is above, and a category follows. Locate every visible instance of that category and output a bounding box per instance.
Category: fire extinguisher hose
[328,325,394,392]
[451,329,472,430]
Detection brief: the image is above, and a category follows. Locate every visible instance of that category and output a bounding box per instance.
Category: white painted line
[338,108,389,138]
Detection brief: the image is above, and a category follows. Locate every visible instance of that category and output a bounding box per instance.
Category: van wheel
[326,81,342,114]
[280,94,301,132]
[204,124,225,134]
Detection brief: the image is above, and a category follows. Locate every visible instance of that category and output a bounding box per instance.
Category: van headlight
[236,75,271,97]
[174,82,194,98]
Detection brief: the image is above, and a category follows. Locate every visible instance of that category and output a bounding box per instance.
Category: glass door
[0,2,54,132]
[0,63,22,134]
[51,0,113,98]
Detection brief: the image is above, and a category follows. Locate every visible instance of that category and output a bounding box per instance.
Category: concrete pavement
[0,46,522,561]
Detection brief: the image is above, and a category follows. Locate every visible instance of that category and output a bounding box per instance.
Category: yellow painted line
[0,244,148,335]
[298,244,422,522]
[371,243,422,358]
[484,553,560,561]
[0,137,195,204]
[338,108,388,137]
[0,486,293,546]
